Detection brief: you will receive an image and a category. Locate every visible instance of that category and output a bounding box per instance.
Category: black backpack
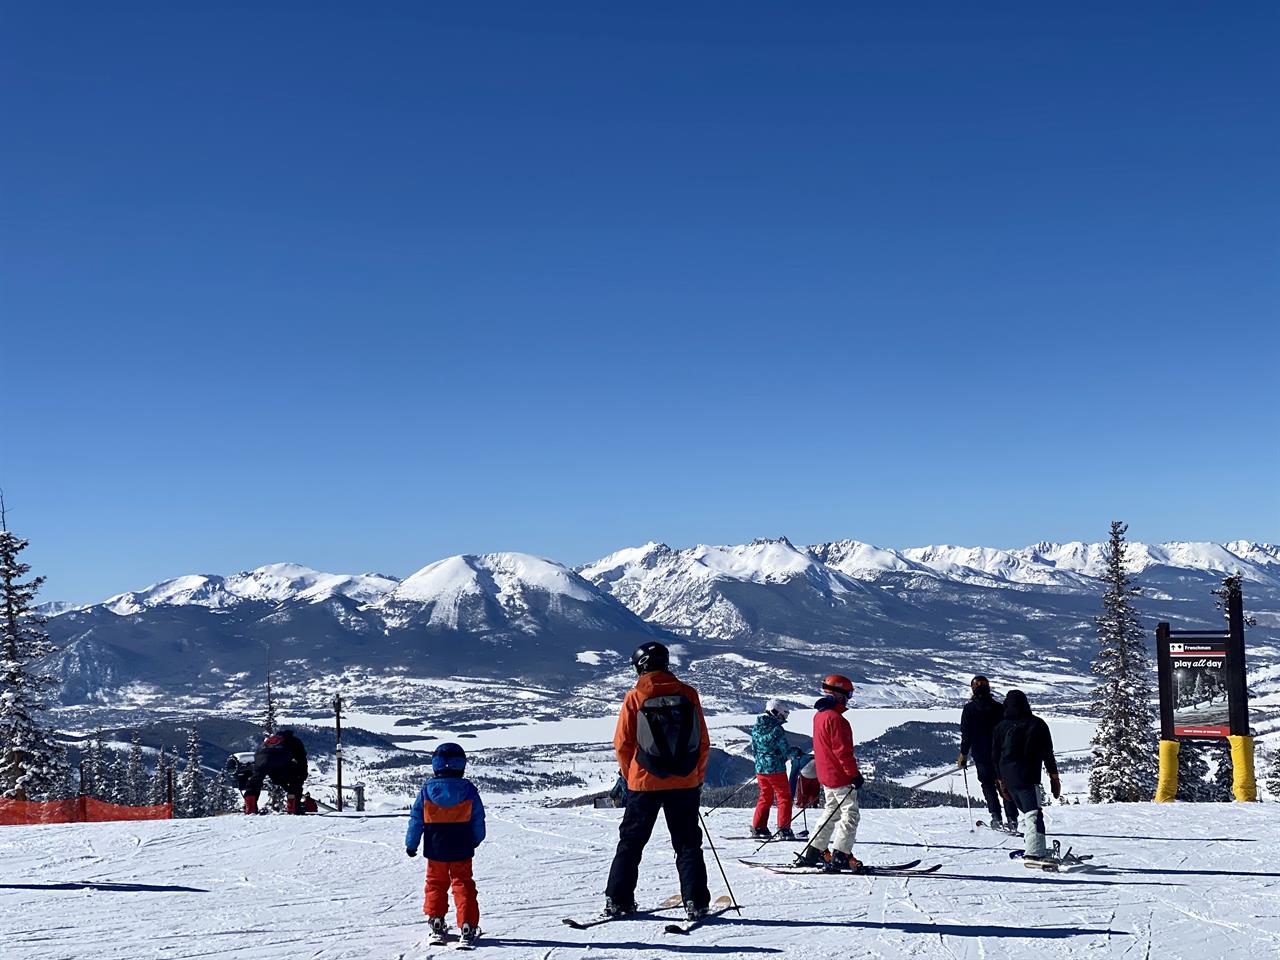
[635,693,702,778]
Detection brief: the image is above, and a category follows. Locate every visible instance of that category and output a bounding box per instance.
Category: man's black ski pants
[606,786,710,909]
[975,759,1019,825]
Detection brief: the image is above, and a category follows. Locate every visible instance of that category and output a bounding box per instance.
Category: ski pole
[703,776,757,816]
[793,784,853,860]
[962,765,974,832]
[698,811,741,914]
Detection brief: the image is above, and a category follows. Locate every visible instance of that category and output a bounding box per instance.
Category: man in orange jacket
[605,641,711,922]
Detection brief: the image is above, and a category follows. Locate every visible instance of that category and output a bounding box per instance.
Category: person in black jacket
[243,729,309,815]
[991,690,1060,859]
[957,676,1019,830]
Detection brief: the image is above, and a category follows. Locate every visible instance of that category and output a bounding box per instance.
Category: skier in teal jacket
[749,699,801,839]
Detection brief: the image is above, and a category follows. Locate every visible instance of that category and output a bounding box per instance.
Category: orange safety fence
[0,797,173,826]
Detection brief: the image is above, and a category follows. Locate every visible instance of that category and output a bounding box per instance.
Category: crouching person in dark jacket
[244,729,308,814]
[992,690,1061,860]
[406,743,486,947]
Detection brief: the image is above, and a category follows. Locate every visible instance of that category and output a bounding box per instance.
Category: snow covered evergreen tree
[1088,522,1158,803]
[105,747,129,804]
[263,665,278,736]
[149,744,172,805]
[124,731,147,805]
[1266,745,1280,801]
[1210,743,1234,802]
[206,766,239,813]
[177,728,206,818]
[1176,740,1212,801]
[0,510,65,800]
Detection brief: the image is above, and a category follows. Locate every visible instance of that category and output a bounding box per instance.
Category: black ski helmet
[632,641,670,674]
[432,741,467,775]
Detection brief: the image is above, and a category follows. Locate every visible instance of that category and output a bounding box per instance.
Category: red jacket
[812,697,861,788]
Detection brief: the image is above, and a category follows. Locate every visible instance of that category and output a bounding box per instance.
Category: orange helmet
[821,674,854,698]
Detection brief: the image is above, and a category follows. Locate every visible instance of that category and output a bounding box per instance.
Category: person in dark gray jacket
[958,676,1020,830]
[991,690,1060,859]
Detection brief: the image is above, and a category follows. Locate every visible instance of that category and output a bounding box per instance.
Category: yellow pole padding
[1155,739,1179,802]
[1228,735,1257,802]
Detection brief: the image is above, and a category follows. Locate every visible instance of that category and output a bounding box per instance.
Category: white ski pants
[810,784,860,855]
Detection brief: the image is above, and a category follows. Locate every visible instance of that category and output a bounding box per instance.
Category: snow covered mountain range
[43,538,1280,712]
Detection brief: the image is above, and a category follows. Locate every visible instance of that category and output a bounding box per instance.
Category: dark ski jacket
[750,713,795,775]
[991,691,1058,790]
[960,691,1004,764]
[255,730,308,780]
[405,772,486,862]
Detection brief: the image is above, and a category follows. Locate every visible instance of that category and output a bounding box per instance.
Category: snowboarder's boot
[749,826,772,839]
[243,794,258,815]
[794,845,826,867]
[603,896,636,918]
[776,828,797,841]
[684,901,708,922]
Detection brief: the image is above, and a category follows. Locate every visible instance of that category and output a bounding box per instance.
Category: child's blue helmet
[432,742,467,775]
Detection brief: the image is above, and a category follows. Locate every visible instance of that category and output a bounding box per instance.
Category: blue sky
[3,2,1277,602]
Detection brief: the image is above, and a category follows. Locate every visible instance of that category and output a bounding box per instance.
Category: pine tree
[0,507,65,800]
[206,767,238,813]
[1176,740,1212,801]
[125,731,147,806]
[1265,745,1280,801]
[1210,742,1234,802]
[178,728,206,818]
[150,745,171,805]
[105,747,129,804]
[263,660,277,736]
[1088,521,1158,803]
[84,732,109,800]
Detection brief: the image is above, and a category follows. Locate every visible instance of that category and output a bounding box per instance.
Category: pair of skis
[562,893,737,935]
[739,857,942,876]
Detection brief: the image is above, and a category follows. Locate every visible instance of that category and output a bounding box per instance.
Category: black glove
[851,773,865,790]
[405,847,417,858]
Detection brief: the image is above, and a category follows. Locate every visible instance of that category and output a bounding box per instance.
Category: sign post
[1155,579,1255,801]
[333,692,344,813]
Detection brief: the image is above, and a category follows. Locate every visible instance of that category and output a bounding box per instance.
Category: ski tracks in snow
[4,803,1279,959]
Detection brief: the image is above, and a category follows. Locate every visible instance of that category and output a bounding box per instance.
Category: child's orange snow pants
[424,857,479,928]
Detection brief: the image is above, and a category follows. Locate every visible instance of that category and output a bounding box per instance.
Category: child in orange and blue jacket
[405,742,486,946]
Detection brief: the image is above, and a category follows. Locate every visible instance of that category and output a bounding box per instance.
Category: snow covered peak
[578,542,674,582]
[809,540,937,580]
[386,552,597,613]
[686,537,824,584]
[901,544,1077,587]
[101,563,399,615]
[1022,540,1278,582]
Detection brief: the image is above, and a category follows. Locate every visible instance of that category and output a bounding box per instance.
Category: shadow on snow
[0,881,209,893]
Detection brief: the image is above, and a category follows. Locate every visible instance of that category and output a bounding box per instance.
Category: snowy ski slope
[2,802,1277,960]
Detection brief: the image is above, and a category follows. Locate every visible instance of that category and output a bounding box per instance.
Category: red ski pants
[752,772,793,831]
[423,857,479,929]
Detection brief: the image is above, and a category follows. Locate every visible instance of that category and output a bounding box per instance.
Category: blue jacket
[405,774,486,862]
[750,713,797,775]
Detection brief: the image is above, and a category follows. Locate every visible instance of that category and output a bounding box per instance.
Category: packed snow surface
[4,802,1276,960]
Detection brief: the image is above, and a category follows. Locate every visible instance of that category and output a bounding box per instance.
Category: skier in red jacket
[796,675,864,872]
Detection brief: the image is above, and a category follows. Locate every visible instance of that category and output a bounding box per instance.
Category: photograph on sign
[1170,641,1230,737]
